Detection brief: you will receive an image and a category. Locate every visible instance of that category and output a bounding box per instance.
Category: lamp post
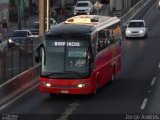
[46,0,50,32]
[39,0,45,41]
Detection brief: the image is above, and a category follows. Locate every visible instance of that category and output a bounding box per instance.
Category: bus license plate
[61,90,69,94]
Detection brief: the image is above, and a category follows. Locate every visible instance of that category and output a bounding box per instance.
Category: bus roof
[46,15,120,37]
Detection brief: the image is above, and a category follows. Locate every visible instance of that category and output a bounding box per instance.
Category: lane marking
[140,98,148,110]
[151,77,156,86]
[56,101,79,120]
[158,63,160,69]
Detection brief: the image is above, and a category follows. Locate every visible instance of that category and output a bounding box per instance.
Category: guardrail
[0,37,40,83]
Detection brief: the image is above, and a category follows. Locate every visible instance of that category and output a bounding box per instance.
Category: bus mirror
[35,56,40,63]
[35,43,44,63]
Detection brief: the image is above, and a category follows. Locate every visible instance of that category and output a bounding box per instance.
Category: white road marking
[140,98,148,110]
[56,102,79,120]
[158,63,160,69]
[151,77,156,86]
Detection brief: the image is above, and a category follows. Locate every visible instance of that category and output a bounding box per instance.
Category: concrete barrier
[0,64,40,106]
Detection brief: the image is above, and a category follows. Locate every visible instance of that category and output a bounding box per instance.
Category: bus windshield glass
[41,37,91,79]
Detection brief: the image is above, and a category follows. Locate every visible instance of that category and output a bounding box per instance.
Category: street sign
[94,1,102,11]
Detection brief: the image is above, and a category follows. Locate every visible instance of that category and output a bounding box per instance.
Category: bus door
[96,29,112,86]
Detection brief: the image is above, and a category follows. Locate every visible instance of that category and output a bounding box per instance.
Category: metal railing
[0,37,40,84]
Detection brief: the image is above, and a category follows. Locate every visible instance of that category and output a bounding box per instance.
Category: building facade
[9,0,29,22]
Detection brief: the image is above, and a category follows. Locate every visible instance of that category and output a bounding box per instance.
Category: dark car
[29,22,39,35]
[29,18,57,35]
[8,30,33,52]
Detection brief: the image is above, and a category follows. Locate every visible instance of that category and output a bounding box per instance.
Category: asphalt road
[1,2,160,120]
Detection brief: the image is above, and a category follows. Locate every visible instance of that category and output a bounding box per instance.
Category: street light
[39,0,45,40]
[46,0,50,32]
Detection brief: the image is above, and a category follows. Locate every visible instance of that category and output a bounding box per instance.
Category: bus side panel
[114,41,122,76]
[95,47,113,87]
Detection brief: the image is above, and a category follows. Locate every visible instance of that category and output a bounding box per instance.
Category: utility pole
[39,0,45,41]
[18,0,21,29]
[46,0,50,32]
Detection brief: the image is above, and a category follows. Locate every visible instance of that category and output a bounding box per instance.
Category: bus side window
[106,29,111,46]
[108,29,115,45]
[97,30,106,52]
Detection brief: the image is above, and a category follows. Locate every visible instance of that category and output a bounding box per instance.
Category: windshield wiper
[40,72,64,78]
[40,71,82,79]
[64,71,82,79]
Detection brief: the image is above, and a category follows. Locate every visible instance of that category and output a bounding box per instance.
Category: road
[1,2,160,120]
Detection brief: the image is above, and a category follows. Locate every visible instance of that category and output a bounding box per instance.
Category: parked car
[125,20,148,38]
[29,18,57,35]
[73,1,94,15]
[159,0,160,9]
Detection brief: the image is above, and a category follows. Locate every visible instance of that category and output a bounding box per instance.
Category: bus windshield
[41,37,91,79]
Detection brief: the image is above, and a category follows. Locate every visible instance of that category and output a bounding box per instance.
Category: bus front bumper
[40,84,93,95]
[39,78,95,95]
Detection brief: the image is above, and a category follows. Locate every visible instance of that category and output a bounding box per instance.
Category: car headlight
[126,30,131,34]
[8,38,13,43]
[139,30,144,34]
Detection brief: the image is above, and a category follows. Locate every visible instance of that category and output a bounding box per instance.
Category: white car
[125,20,148,38]
[74,1,93,15]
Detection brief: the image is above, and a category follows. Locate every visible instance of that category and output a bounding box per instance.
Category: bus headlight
[77,83,88,88]
[42,82,51,87]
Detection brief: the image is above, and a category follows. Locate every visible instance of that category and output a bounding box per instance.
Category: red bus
[35,15,122,95]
